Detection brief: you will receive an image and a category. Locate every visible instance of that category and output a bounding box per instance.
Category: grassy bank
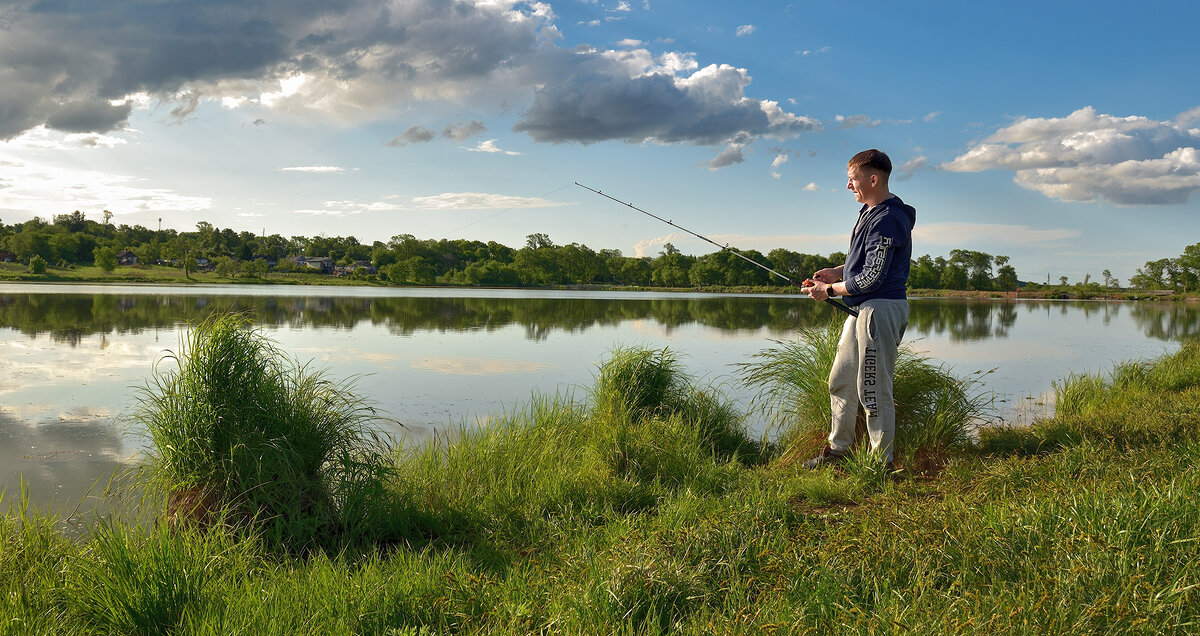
[0,262,387,286]
[2,318,1198,633]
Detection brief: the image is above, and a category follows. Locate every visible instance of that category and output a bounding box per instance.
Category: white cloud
[0,136,211,216]
[894,155,926,181]
[770,153,788,179]
[614,1,632,11]
[913,223,1080,246]
[803,182,819,191]
[835,114,882,129]
[798,46,831,56]
[291,199,404,216]
[410,192,563,210]
[280,166,344,173]
[706,143,745,170]
[735,25,756,37]
[464,139,521,155]
[943,106,1200,205]
[616,38,642,47]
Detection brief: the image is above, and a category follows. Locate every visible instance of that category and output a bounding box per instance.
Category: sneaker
[802,445,847,469]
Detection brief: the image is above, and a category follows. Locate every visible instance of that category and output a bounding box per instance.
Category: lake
[1,283,1194,514]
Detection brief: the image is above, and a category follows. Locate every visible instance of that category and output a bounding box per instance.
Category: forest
[0,211,1192,291]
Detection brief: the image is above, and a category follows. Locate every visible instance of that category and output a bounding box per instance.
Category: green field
[2,316,1197,634]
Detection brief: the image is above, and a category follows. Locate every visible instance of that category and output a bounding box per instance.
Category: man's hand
[812,267,841,284]
[805,280,832,301]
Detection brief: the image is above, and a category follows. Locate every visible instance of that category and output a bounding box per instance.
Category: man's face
[846,166,874,203]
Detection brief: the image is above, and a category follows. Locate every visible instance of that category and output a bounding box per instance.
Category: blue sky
[1,0,1197,283]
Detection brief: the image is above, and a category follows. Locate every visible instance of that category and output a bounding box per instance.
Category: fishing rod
[575,182,858,317]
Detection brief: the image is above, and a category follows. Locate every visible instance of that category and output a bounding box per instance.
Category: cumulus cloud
[387,126,437,146]
[513,50,821,150]
[464,139,521,155]
[441,120,487,141]
[707,144,745,170]
[735,25,756,37]
[0,0,558,137]
[411,192,562,210]
[894,155,926,181]
[770,153,788,179]
[0,0,823,168]
[943,106,1200,205]
[803,182,819,191]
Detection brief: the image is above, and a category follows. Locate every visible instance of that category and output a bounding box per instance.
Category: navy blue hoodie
[842,195,916,307]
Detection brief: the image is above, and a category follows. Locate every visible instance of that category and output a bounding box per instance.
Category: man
[802,149,915,469]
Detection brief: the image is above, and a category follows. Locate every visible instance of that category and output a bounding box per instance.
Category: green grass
[3,317,1199,633]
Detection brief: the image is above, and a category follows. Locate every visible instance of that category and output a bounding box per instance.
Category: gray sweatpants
[827,298,909,463]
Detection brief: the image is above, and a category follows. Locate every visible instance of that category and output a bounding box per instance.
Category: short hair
[848,149,892,176]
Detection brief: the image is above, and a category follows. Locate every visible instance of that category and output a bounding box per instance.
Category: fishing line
[574,181,858,317]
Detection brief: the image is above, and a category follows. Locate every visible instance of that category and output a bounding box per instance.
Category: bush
[134,313,394,552]
[28,254,46,274]
[93,246,117,273]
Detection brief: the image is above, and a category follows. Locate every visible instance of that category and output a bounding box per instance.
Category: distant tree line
[1128,243,1200,292]
[0,212,1028,291]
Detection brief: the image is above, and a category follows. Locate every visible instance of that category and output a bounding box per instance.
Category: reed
[134,312,393,552]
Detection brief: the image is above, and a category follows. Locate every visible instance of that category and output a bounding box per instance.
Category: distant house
[116,250,138,266]
[195,257,212,270]
[344,260,377,275]
[303,257,335,274]
[0,251,15,263]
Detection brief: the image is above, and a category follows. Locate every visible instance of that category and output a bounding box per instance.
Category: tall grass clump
[590,346,759,470]
[739,321,992,470]
[135,312,393,552]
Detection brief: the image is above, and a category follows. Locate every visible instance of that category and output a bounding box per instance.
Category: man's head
[846,149,892,205]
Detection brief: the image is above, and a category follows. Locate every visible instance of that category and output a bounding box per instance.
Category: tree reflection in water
[0,292,1193,345]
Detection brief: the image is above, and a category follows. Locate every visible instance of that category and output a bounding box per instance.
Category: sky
[1,0,1198,284]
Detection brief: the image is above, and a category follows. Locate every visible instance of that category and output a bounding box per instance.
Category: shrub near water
[135,313,393,552]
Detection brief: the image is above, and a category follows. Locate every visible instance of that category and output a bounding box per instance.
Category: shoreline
[1,262,1193,301]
